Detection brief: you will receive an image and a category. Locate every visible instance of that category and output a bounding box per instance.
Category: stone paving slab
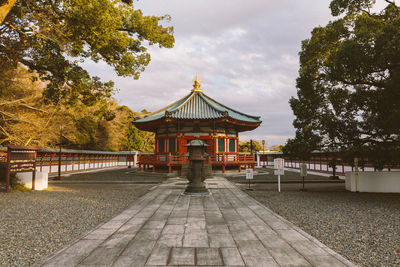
[38,177,355,267]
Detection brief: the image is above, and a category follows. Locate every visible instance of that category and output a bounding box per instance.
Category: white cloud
[84,0,335,145]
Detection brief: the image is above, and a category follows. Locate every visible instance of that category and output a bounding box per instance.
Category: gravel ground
[225,167,343,183]
[51,168,169,182]
[233,172,400,267]
[0,168,166,267]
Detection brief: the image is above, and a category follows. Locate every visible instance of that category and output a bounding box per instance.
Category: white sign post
[300,163,307,191]
[274,158,284,192]
[246,168,254,179]
[245,168,254,190]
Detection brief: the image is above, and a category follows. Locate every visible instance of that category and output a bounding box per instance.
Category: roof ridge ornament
[191,74,203,93]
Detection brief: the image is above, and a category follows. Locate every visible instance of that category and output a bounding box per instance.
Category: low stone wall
[345,171,400,193]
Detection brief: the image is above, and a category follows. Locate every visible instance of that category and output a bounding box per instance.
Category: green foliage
[270,145,284,152]
[75,116,98,149]
[0,163,29,191]
[127,125,154,152]
[289,0,400,168]
[10,176,30,192]
[283,129,321,160]
[0,0,174,104]
[0,66,154,152]
[239,140,263,153]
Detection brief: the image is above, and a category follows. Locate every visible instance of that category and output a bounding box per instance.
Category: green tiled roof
[134,90,261,123]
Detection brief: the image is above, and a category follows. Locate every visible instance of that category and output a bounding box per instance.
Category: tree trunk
[0,0,17,25]
[332,164,336,178]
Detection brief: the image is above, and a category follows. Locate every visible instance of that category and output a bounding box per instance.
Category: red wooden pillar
[238,165,241,172]
[138,152,142,171]
[32,151,37,190]
[168,152,172,173]
[236,132,239,153]
[155,134,158,155]
[222,152,225,173]
[49,154,54,173]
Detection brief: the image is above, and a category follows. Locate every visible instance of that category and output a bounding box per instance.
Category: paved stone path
[39,177,355,267]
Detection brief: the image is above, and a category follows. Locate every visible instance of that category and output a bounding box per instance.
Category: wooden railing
[139,153,255,164]
[0,148,136,174]
[210,154,255,163]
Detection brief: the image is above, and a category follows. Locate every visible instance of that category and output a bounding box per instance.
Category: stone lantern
[184,137,209,194]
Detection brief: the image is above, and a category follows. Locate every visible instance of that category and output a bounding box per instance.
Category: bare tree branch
[0,0,17,25]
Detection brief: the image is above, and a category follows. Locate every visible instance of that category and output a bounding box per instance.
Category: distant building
[132,76,262,173]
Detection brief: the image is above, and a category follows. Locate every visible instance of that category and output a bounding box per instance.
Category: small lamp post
[261,140,265,168]
[128,139,132,168]
[184,137,209,194]
[57,125,64,180]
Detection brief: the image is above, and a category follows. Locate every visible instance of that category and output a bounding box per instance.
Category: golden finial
[192,74,202,92]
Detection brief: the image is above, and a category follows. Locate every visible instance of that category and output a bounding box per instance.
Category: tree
[282,129,321,160]
[0,0,17,24]
[270,145,284,152]
[1,0,134,24]
[127,125,154,152]
[0,66,60,146]
[0,65,154,151]
[239,140,263,153]
[0,0,174,104]
[289,0,400,169]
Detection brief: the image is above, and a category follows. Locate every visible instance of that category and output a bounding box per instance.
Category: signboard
[274,158,284,175]
[246,168,254,179]
[300,163,307,177]
[5,145,39,192]
[273,158,284,192]
[274,158,284,170]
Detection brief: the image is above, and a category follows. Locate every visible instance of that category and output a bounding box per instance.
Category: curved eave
[216,118,262,132]
[133,117,262,133]
[132,90,262,128]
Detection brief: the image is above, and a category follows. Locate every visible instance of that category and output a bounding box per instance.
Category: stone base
[184,182,209,195]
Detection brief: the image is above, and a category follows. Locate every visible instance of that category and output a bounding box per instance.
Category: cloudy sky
[85,0,336,147]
